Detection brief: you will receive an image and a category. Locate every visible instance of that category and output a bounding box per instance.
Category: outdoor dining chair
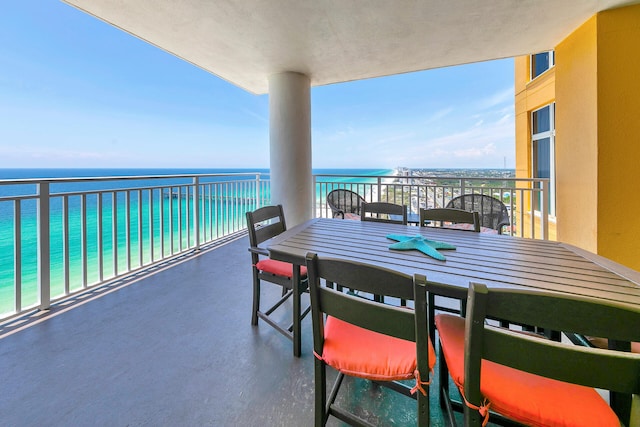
[326,189,365,219]
[419,207,480,232]
[419,207,479,335]
[446,193,510,234]
[435,282,640,427]
[305,252,435,427]
[246,205,310,357]
[361,201,408,224]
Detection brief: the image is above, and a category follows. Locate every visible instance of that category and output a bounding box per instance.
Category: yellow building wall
[555,16,599,253]
[555,4,640,270]
[596,5,640,269]
[515,3,640,269]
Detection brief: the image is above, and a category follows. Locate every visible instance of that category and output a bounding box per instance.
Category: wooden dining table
[268,218,640,306]
[267,217,640,422]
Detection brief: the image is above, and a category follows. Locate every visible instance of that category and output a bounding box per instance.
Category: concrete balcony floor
[0,235,467,426]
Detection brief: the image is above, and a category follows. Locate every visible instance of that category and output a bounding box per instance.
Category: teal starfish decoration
[386,234,456,261]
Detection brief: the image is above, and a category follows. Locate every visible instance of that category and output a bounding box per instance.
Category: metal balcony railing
[0,173,270,320]
[1,170,550,322]
[314,172,550,239]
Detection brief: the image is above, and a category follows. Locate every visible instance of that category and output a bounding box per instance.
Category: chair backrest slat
[314,256,415,301]
[420,208,480,232]
[361,201,407,224]
[478,288,640,341]
[246,205,286,247]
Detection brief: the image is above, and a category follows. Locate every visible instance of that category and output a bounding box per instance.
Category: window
[531,103,555,215]
[531,51,555,80]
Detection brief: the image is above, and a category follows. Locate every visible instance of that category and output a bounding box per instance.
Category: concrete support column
[268,72,312,227]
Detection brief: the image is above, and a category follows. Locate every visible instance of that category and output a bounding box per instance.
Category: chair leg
[465,403,483,427]
[315,357,327,426]
[417,389,429,427]
[251,273,260,326]
[292,267,302,357]
[438,341,449,410]
[428,293,436,343]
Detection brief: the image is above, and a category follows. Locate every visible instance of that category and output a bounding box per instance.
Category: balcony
[0,172,550,425]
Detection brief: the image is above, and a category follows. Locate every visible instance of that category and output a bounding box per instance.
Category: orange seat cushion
[256,259,307,278]
[435,314,620,427]
[320,316,436,381]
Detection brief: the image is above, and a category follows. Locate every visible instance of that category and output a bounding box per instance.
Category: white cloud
[478,86,514,110]
[425,107,454,124]
[313,107,516,169]
[497,113,512,125]
[453,143,496,158]
[240,108,268,124]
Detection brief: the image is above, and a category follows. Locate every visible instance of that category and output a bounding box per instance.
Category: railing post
[541,180,549,240]
[37,182,51,310]
[312,174,317,218]
[193,177,200,251]
[14,202,22,313]
[256,174,261,209]
[377,177,382,202]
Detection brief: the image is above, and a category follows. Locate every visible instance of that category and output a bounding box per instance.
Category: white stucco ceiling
[62,0,638,94]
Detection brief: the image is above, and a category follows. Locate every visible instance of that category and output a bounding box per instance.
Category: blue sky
[0,1,515,170]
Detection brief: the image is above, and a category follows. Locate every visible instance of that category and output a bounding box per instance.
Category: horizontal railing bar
[0,172,266,186]
[0,184,262,201]
[0,194,38,202]
[314,173,549,184]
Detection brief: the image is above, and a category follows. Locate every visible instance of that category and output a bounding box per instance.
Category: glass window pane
[532,106,550,134]
[532,52,550,79]
[533,136,552,212]
[533,137,551,178]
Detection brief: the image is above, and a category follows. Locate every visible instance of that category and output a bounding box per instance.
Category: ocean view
[0,168,394,315]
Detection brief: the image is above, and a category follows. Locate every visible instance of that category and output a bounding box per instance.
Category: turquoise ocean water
[0,168,393,315]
